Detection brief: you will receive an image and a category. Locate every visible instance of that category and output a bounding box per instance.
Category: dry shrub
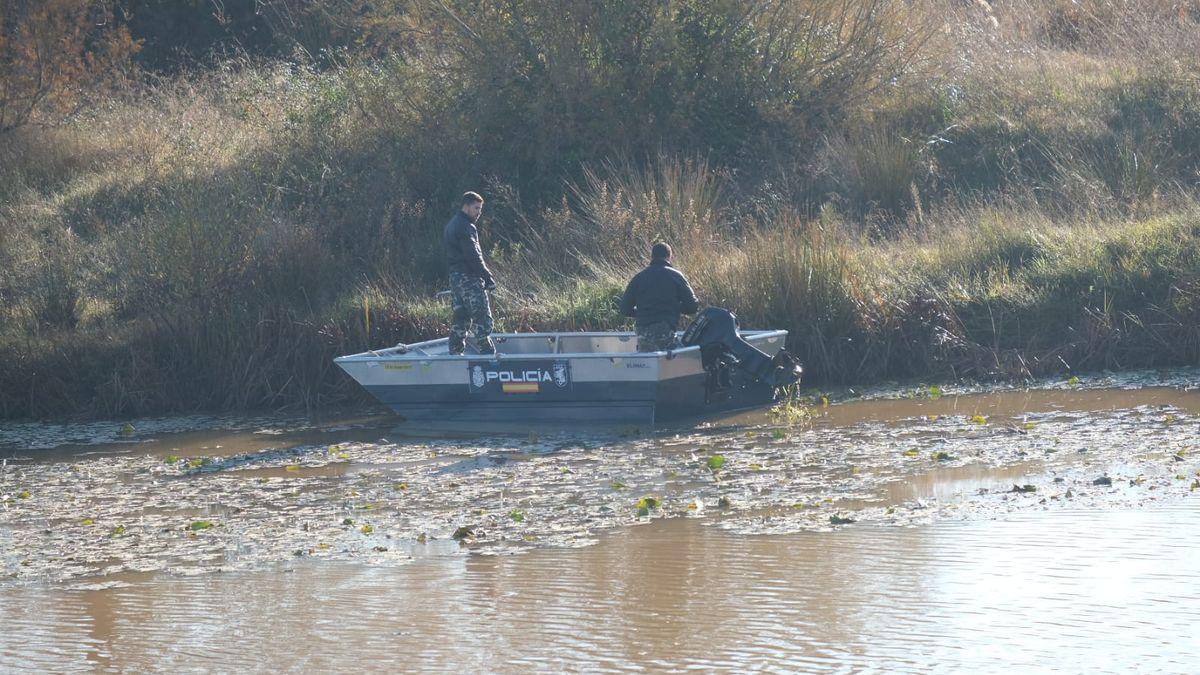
[0,0,137,133]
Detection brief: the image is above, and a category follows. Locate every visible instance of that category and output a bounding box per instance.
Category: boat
[335,308,802,426]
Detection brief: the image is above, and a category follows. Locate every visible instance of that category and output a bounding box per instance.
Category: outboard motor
[681,307,802,390]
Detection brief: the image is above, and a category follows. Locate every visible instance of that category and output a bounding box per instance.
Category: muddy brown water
[2,377,1200,671]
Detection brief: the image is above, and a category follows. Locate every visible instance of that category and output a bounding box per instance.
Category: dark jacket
[443,211,493,283]
[620,258,700,328]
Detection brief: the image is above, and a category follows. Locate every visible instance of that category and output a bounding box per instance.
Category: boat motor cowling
[681,307,802,388]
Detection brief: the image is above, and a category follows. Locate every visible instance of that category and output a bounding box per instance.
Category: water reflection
[2,505,1198,671]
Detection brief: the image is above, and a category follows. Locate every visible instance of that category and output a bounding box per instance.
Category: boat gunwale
[334,329,789,363]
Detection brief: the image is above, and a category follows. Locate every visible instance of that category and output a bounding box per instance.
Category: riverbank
[3,1,1200,420]
[3,208,1198,420]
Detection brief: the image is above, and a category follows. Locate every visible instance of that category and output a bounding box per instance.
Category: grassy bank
[2,0,1200,419]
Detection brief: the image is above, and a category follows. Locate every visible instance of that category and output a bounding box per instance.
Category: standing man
[620,242,700,351]
[444,191,496,355]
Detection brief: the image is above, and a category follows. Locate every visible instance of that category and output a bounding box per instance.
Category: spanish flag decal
[502,382,540,394]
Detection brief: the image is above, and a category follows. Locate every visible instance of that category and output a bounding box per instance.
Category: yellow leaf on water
[970,415,987,425]
[285,465,300,472]
[903,449,919,457]
[360,524,374,534]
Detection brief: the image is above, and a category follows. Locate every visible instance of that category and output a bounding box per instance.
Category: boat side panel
[338,356,661,388]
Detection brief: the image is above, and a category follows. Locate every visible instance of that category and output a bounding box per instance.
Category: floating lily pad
[706,455,726,471]
[188,520,214,531]
[635,497,661,511]
[509,510,525,523]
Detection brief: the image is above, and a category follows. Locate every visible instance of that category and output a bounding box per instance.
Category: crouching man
[620,242,700,351]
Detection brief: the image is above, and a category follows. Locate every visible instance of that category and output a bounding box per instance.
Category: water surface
[2,373,1199,670]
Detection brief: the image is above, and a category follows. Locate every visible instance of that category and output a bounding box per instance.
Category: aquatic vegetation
[2,383,1199,583]
[769,393,817,427]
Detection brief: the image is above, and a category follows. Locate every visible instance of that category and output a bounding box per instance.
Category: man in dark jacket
[444,191,496,355]
[620,242,700,351]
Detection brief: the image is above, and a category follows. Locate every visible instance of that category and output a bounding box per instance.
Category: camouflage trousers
[636,321,677,352]
[448,272,494,354]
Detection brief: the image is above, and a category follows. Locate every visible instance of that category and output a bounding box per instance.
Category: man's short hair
[651,242,672,260]
[462,191,484,206]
